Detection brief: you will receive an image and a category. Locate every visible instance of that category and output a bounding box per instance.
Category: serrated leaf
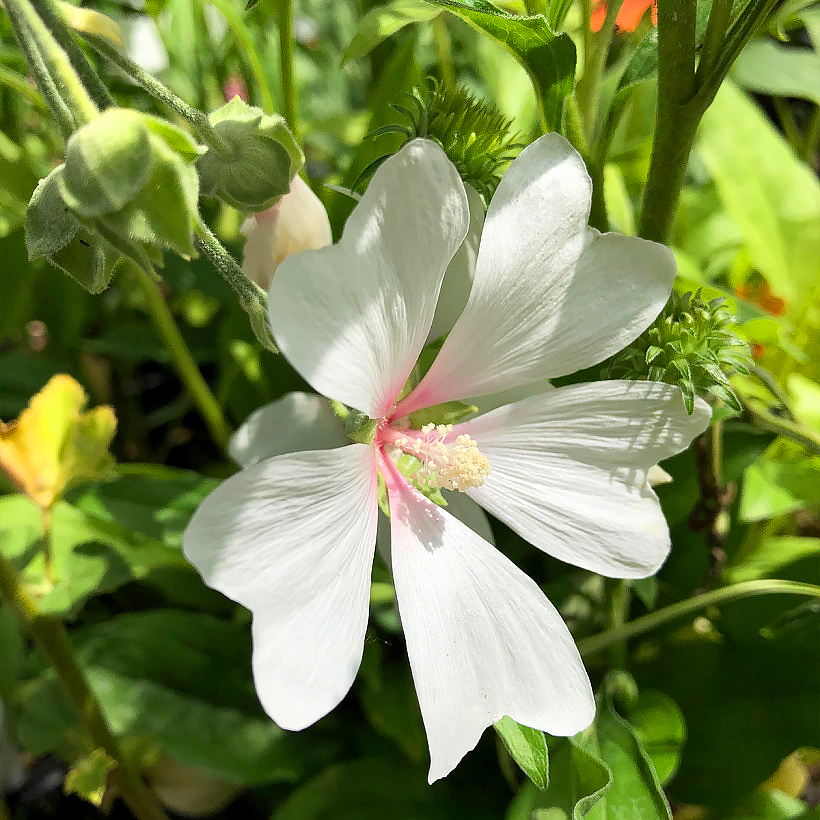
[495,716,549,789]
[425,0,575,131]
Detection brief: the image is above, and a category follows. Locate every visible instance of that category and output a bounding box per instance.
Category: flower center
[384,423,490,492]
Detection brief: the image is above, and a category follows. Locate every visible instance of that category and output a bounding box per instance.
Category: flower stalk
[80,32,230,155]
[577,579,820,657]
[3,0,97,127]
[0,549,171,820]
[130,264,232,450]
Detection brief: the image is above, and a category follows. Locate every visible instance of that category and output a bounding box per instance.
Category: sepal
[197,97,303,211]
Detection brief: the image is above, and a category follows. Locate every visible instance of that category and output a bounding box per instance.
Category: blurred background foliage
[0,0,819,818]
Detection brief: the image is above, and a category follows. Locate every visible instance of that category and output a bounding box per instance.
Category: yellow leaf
[64,748,116,807]
[0,375,116,509]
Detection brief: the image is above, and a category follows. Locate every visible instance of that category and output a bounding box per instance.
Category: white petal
[427,184,485,342]
[270,139,469,418]
[386,475,594,783]
[228,392,347,468]
[241,175,332,291]
[182,444,378,730]
[461,381,711,577]
[397,135,675,414]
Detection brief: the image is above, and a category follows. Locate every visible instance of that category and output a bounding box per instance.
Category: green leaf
[725,536,820,583]
[626,691,686,786]
[343,0,440,62]
[733,37,820,104]
[197,97,302,212]
[739,455,820,522]
[425,0,575,131]
[405,400,478,429]
[697,81,820,303]
[272,757,498,819]
[17,610,334,785]
[64,748,116,807]
[495,716,550,789]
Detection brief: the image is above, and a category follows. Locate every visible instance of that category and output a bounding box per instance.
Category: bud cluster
[604,290,752,414]
[362,80,520,203]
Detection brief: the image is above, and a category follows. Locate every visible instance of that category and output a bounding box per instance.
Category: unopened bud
[241,175,331,290]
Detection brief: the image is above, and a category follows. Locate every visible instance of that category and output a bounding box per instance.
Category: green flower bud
[54,108,202,260]
[605,289,753,415]
[197,97,303,212]
[26,168,119,293]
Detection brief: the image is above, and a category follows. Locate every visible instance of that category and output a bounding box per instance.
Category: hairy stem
[28,0,113,110]
[0,549,170,820]
[194,222,277,352]
[4,0,75,136]
[131,265,232,449]
[578,579,820,657]
[80,32,230,154]
[5,0,97,126]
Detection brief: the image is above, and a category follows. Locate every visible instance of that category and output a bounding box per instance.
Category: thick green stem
[577,579,820,657]
[638,0,698,242]
[276,0,298,135]
[80,32,230,154]
[5,0,97,125]
[131,265,232,449]
[27,0,113,111]
[0,550,170,820]
[4,0,75,136]
[194,222,277,352]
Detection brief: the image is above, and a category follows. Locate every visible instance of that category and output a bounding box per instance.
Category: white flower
[241,174,332,290]
[183,136,710,783]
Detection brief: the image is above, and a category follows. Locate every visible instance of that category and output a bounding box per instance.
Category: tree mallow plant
[182,135,711,782]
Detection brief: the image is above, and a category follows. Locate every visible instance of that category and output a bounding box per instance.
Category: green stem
[80,32,230,154]
[131,265,232,449]
[432,15,455,92]
[0,550,170,820]
[607,578,630,668]
[276,0,297,134]
[694,0,732,87]
[803,104,820,163]
[0,795,10,820]
[638,0,698,242]
[577,579,820,657]
[565,92,608,231]
[5,0,97,125]
[0,63,48,108]
[563,92,589,156]
[4,0,75,136]
[27,0,113,111]
[745,403,820,455]
[194,221,277,352]
[575,0,622,141]
[772,97,803,153]
[205,0,275,114]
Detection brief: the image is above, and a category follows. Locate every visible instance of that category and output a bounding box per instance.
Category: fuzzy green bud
[197,97,303,212]
[605,290,753,414]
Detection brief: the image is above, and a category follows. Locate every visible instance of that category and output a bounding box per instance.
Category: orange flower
[591,0,656,32]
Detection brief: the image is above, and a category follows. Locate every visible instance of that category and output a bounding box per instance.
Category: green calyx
[360,79,520,203]
[26,108,204,288]
[604,289,753,414]
[197,97,303,212]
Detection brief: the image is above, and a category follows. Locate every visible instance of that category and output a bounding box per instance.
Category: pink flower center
[378,422,490,492]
